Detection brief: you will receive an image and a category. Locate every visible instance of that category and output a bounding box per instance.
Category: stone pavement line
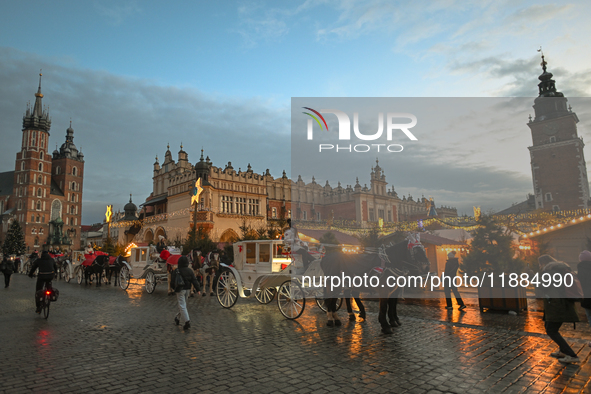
[1,274,590,394]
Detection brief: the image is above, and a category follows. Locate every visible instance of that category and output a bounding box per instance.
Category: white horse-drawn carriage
[215,239,341,319]
[124,244,182,293]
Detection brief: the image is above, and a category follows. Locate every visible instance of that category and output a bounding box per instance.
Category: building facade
[527,54,590,211]
[137,148,456,244]
[0,75,84,252]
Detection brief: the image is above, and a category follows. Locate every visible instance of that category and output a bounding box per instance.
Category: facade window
[41,215,45,223]
[56,166,60,175]
[550,136,556,143]
[388,211,392,222]
[272,207,277,218]
[39,163,43,171]
[31,215,34,222]
[303,210,308,220]
[545,193,552,202]
[39,228,44,234]
[72,167,77,176]
[248,199,259,216]
[36,215,40,223]
[37,188,42,197]
[32,131,36,146]
[221,196,233,213]
[317,212,321,221]
[369,208,375,222]
[21,162,24,171]
[71,193,76,202]
[71,205,75,214]
[37,175,42,184]
[40,151,44,160]
[32,228,36,234]
[34,237,39,247]
[41,133,44,148]
[36,201,41,210]
[18,187,22,197]
[236,197,246,214]
[553,205,560,211]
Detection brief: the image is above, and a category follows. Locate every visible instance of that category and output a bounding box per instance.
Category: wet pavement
[1,274,590,394]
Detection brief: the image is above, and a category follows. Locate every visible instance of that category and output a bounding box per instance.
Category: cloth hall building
[138,147,456,244]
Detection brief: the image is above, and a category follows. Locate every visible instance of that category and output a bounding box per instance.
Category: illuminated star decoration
[105,205,113,223]
[191,178,203,205]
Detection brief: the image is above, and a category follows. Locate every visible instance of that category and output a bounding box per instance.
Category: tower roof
[56,120,83,161]
[23,72,51,133]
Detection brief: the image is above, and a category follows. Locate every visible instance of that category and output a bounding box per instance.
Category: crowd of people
[4,232,591,363]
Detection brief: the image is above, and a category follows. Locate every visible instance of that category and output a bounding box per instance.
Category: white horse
[200,252,219,296]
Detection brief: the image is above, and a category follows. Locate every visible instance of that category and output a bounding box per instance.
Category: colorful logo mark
[302,107,329,132]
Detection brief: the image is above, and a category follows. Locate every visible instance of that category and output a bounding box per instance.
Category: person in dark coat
[578,250,591,348]
[172,256,201,330]
[1,255,15,288]
[443,251,466,311]
[28,251,58,313]
[538,254,580,364]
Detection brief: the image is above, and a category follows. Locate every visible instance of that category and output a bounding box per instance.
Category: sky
[1,0,591,224]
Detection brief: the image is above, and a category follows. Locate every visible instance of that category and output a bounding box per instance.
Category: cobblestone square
[1,274,590,393]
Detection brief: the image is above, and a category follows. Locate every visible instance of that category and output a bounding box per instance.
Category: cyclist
[28,251,58,314]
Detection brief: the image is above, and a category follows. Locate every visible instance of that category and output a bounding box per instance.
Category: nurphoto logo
[302,107,418,153]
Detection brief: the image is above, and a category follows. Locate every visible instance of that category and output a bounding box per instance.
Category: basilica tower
[13,73,53,248]
[527,54,590,211]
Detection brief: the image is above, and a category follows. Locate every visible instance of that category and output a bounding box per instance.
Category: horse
[200,251,219,296]
[99,255,126,286]
[83,256,105,287]
[320,234,430,334]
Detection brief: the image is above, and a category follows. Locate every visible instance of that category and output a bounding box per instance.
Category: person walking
[1,255,15,288]
[172,256,201,330]
[28,251,58,313]
[444,251,466,311]
[538,254,580,364]
[577,250,591,348]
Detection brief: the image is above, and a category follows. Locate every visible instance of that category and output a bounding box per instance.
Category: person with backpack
[1,255,15,288]
[28,251,58,313]
[171,255,201,330]
[537,254,580,364]
[578,250,591,348]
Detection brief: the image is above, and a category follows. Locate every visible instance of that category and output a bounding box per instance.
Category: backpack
[564,273,584,301]
[173,268,185,292]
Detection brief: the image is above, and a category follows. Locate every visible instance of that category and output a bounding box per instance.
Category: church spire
[22,71,51,133]
[536,48,563,98]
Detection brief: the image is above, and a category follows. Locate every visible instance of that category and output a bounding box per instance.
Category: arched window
[39,228,44,234]
[71,205,75,214]
[38,163,43,171]
[71,193,75,202]
[20,162,24,171]
[72,167,77,176]
[18,187,22,197]
[36,200,41,210]
[40,151,44,160]
[71,181,75,191]
[56,166,60,175]
[18,200,22,210]
[51,200,61,221]
[37,175,42,184]
[32,228,36,234]
[37,188,42,197]
[34,237,39,246]
[36,215,40,223]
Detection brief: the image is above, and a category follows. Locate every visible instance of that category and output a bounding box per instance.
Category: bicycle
[38,282,56,319]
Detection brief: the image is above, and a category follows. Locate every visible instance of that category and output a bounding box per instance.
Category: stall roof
[297,229,361,245]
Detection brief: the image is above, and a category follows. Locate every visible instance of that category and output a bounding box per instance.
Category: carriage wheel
[277,280,305,320]
[216,270,238,308]
[145,270,156,294]
[63,265,71,283]
[255,287,276,304]
[119,266,130,290]
[76,267,84,284]
[315,297,343,312]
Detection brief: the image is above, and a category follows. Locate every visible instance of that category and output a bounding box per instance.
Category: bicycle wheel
[43,297,50,319]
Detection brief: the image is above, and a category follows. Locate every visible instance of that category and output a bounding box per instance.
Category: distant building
[0,74,85,252]
[136,149,457,244]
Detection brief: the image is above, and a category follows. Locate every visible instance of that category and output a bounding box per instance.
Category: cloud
[94,1,141,25]
[0,47,291,224]
[234,2,290,47]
